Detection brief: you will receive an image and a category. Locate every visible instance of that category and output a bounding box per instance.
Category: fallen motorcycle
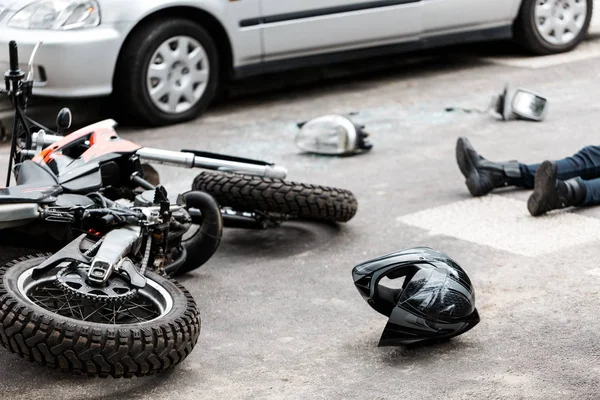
[0,41,233,377]
[0,40,358,377]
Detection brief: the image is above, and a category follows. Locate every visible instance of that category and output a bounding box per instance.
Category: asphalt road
[3,37,600,399]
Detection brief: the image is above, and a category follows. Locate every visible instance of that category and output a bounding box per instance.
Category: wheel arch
[509,0,525,23]
[112,6,234,91]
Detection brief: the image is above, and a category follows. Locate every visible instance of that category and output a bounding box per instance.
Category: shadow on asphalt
[346,331,480,367]
[16,39,534,132]
[0,355,178,396]
[217,221,342,259]
[214,40,520,109]
[377,338,478,366]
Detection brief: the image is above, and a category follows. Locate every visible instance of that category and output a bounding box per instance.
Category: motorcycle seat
[0,161,61,204]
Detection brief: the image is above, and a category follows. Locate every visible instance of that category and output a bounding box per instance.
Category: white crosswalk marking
[397,195,600,257]
[585,268,600,276]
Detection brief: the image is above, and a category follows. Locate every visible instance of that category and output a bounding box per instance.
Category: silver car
[0,0,593,125]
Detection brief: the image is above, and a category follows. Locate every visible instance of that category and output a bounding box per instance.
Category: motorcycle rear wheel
[192,171,358,223]
[0,254,201,378]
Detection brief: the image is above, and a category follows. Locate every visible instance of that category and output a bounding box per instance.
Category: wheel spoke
[168,93,181,111]
[540,19,555,35]
[126,302,159,316]
[82,303,107,321]
[176,37,188,59]
[148,63,169,81]
[57,300,87,320]
[183,85,197,103]
[97,310,112,324]
[536,3,553,18]
[124,305,143,323]
[554,24,566,42]
[188,48,204,64]
[572,0,587,13]
[156,41,175,64]
[567,17,581,33]
[112,303,118,324]
[62,294,76,318]
[150,83,170,102]
[31,297,49,307]
[191,69,209,84]
[76,304,86,320]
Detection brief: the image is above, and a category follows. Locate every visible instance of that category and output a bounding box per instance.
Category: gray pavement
[3,37,600,399]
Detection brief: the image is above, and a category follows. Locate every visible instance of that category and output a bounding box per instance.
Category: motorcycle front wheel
[192,171,358,223]
[0,254,201,378]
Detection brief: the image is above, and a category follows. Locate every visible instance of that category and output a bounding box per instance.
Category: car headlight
[8,0,100,30]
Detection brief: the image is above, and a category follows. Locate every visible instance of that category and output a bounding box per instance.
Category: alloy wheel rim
[534,0,588,45]
[146,35,210,114]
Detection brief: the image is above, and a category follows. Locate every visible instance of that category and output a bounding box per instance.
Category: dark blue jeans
[519,145,600,206]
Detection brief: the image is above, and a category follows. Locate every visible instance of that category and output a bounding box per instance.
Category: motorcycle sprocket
[54,265,138,304]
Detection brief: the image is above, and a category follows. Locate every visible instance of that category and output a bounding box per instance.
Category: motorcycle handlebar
[136,147,288,179]
[8,41,19,73]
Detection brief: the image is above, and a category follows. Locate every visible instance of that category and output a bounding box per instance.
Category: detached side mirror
[491,86,511,121]
[294,115,373,156]
[511,89,548,122]
[491,84,548,122]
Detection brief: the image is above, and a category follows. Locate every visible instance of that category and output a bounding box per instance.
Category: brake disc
[55,265,137,303]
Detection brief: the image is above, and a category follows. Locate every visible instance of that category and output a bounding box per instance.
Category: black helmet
[352,247,480,346]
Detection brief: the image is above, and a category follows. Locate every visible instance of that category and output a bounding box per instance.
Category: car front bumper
[0,24,128,98]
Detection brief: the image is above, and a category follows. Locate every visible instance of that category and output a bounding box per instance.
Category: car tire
[514,0,593,55]
[115,19,220,126]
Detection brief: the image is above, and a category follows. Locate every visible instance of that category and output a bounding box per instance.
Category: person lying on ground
[456,136,600,217]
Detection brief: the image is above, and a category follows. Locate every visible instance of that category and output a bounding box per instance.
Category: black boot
[456,137,523,197]
[527,161,586,216]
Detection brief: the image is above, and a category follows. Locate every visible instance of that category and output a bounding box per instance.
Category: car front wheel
[116,19,219,126]
[514,0,593,55]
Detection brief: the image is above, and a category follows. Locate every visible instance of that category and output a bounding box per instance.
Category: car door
[256,0,423,62]
[221,0,264,66]
[422,0,520,35]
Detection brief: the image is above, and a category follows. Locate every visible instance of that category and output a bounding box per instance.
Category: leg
[580,178,600,206]
[521,145,600,187]
[456,137,528,197]
[517,164,538,189]
[527,161,586,216]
